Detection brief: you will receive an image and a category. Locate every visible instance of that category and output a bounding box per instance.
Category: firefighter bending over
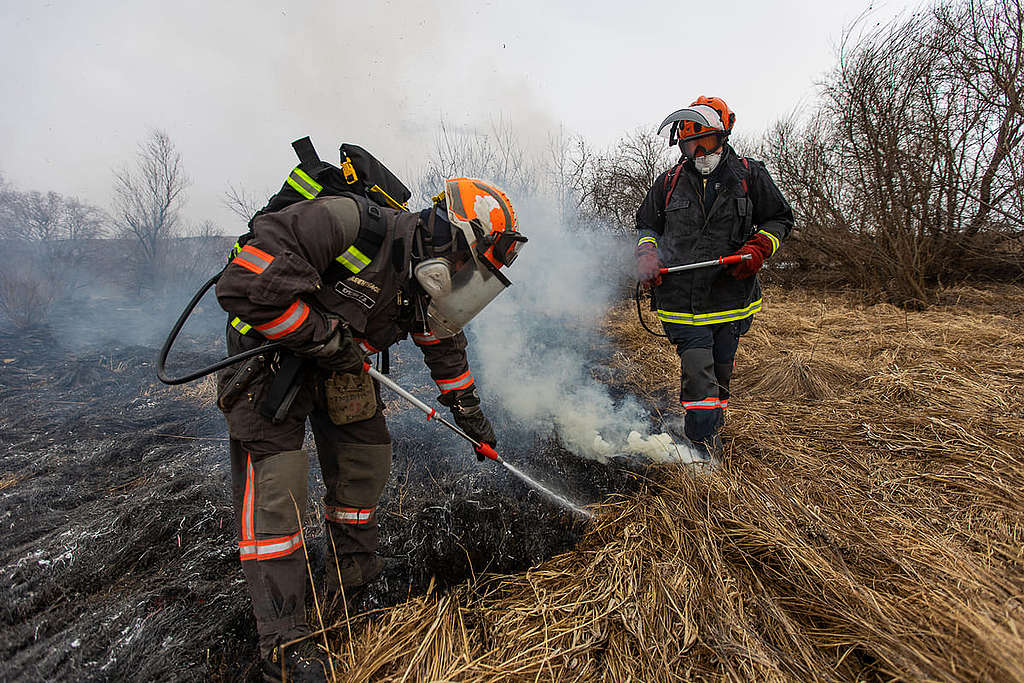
[635,96,794,461]
[215,177,526,680]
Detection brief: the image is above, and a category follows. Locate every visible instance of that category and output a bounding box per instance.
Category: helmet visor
[425,258,510,338]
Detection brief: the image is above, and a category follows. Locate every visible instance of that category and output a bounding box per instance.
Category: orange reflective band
[682,397,723,410]
[231,245,275,275]
[242,455,255,544]
[239,531,304,561]
[412,332,440,346]
[255,300,310,340]
[436,369,474,393]
[325,506,375,525]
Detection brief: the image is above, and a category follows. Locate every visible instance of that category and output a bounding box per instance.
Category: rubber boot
[262,638,329,682]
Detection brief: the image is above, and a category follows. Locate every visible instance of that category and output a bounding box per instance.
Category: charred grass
[318,284,1024,682]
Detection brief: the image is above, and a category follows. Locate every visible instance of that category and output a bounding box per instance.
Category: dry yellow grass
[318,284,1024,682]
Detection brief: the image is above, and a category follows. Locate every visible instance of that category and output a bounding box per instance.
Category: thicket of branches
[0,131,227,330]
[763,0,1024,305]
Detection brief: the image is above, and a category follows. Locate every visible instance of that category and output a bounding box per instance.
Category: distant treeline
[1,0,1021,328]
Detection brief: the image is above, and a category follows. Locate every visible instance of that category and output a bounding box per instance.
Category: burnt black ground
[0,306,650,681]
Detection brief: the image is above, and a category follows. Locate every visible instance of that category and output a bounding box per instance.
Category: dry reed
[319,284,1024,682]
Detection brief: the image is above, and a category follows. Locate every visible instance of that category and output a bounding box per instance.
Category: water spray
[365,363,592,519]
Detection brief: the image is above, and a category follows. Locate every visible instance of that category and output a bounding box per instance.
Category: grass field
[316,284,1024,682]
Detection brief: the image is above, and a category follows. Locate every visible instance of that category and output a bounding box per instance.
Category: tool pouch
[216,355,264,412]
[325,371,377,425]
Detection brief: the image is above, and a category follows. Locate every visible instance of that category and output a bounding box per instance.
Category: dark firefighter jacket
[635,145,794,325]
[215,196,476,414]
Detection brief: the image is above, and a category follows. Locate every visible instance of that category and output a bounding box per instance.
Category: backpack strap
[740,157,749,196]
[292,136,332,176]
[663,163,685,211]
[321,193,388,285]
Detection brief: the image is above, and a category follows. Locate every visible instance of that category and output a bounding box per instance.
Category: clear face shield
[422,255,513,338]
[414,178,527,338]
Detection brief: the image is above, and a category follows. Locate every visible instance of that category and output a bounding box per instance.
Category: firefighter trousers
[223,368,392,656]
[664,317,752,445]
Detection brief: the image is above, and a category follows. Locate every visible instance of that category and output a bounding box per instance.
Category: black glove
[295,323,365,374]
[438,386,496,461]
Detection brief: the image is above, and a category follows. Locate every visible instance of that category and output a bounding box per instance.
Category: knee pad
[322,442,393,509]
[679,347,717,402]
[248,449,309,536]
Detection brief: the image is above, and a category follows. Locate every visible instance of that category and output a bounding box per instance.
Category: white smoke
[468,196,701,463]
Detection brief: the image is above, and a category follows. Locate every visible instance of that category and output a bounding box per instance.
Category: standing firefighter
[215,173,526,681]
[635,97,793,460]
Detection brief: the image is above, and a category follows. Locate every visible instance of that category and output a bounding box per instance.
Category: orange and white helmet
[414,177,528,338]
[657,96,736,150]
[443,177,525,269]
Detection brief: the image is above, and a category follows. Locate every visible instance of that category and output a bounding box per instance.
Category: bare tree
[544,127,594,229]
[113,129,189,287]
[763,0,1024,305]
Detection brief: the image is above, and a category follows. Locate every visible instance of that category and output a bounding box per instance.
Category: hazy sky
[1,0,915,231]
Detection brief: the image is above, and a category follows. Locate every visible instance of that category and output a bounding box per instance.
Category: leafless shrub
[0,264,57,329]
[156,220,233,293]
[416,117,539,204]
[223,183,265,224]
[573,128,676,236]
[764,0,1024,306]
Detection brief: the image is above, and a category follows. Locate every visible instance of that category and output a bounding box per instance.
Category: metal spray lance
[658,252,751,274]
[364,363,591,518]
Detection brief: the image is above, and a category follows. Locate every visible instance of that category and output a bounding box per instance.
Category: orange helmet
[443,177,525,268]
[415,178,527,338]
[657,96,736,148]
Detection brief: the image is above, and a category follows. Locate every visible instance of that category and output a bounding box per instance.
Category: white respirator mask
[694,150,723,176]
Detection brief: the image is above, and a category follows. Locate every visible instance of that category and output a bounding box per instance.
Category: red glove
[728,233,774,279]
[636,243,662,288]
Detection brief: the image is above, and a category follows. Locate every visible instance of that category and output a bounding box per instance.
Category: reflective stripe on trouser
[225,366,391,654]
[230,444,310,656]
[310,406,392,593]
[666,319,748,444]
[678,347,723,444]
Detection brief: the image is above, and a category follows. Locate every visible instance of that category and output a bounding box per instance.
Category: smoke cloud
[468,196,702,464]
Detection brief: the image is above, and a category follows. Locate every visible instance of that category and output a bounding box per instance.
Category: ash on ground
[0,324,650,681]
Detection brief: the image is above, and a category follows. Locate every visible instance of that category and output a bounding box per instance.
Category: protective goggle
[680,133,724,159]
[486,228,529,267]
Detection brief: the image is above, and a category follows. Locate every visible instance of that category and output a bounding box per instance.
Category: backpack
[233,137,413,283]
[249,137,411,223]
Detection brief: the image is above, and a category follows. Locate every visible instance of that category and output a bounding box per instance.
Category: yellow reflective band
[368,184,408,211]
[758,229,780,255]
[637,236,658,247]
[286,167,323,200]
[231,317,252,335]
[335,245,372,274]
[657,299,762,326]
[230,241,241,258]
